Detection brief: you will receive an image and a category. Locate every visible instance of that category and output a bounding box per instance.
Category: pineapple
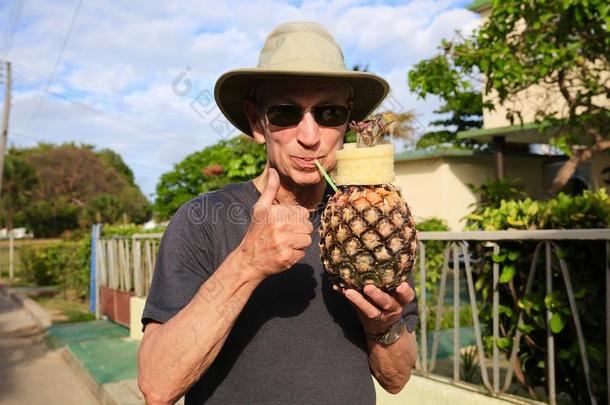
[320,114,417,291]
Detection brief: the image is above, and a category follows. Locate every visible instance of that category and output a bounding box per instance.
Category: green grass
[33,295,95,323]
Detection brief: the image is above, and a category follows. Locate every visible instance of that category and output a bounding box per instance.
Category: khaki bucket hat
[214,21,390,136]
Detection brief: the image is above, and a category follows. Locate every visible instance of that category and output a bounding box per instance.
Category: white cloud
[2,0,479,198]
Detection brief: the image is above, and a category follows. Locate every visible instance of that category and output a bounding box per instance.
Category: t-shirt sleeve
[402,270,419,333]
[142,198,216,328]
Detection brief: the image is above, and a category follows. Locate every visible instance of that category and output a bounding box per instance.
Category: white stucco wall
[392,153,599,231]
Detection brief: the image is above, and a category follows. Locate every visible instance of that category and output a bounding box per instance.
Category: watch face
[381,320,405,344]
[365,319,406,345]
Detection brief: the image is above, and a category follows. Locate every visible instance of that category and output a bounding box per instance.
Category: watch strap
[364,318,406,346]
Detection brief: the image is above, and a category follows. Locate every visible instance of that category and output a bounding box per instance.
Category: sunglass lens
[266,105,303,127]
[314,105,349,126]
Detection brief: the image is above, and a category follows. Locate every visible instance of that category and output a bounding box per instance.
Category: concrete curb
[60,347,119,405]
[0,286,52,330]
[60,346,145,405]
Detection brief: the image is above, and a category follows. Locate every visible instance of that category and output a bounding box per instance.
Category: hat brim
[214,69,390,136]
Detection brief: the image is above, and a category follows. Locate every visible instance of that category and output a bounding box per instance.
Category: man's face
[245,78,351,188]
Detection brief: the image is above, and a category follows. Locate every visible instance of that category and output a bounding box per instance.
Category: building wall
[504,156,548,199]
[394,155,566,230]
[590,152,610,191]
[394,158,487,231]
[394,158,448,225]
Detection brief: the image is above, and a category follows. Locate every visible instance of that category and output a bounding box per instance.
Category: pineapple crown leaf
[348,113,393,147]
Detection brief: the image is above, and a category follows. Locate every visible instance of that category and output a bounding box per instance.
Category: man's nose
[296,111,321,148]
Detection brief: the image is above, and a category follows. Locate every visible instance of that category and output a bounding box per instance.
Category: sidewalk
[47,320,144,405]
[0,286,102,405]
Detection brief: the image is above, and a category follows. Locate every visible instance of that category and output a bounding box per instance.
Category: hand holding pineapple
[337,282,415,335]
[239,168,314,282]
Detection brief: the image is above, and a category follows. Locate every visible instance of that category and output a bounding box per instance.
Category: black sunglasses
[261,104,351,128]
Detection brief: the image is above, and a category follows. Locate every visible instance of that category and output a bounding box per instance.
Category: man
[138,21,418,405]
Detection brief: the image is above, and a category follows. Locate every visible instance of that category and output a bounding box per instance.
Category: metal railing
[95,228,610,404]
[417,229,609,405]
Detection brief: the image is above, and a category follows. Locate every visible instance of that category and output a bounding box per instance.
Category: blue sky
[0,0,479,199]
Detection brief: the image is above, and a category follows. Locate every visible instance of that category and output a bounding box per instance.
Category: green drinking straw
[314,159,338,193]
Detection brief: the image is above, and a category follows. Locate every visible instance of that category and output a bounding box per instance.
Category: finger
[363,284,400,313]
[344,289,383,320]
[290,249,306,264]
[394,282,416,306]
[332,284,346,293]
[291,221,314,234]
[287,206,310,225]
[279,248,305,269]
[257,168,280,206]
[304,219,314,233]
[290,234,312,249]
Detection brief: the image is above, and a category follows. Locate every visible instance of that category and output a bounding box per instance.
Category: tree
[415,91,484,149]
[408,0,609,193]
[81,194,125,225]
[0,154,38,230]
[22,198,80,238]
[154,135,266,219]
[382,111,417,146]
[25,144,150,228]
[96,148,136,186]
[2,143,150,236]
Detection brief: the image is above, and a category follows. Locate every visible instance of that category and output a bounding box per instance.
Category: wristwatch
[364,318,406,346]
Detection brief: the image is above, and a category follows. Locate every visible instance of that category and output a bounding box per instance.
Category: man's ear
[244,101,266,144]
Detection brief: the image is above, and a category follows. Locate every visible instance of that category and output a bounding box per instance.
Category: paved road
[0,288,101,405]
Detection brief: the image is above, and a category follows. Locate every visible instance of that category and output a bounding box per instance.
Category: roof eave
[467,0,492,13]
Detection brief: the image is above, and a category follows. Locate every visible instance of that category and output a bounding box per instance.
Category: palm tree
[382,111,417,146]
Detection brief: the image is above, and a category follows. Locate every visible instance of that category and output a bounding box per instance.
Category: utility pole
[0,61,11,199]
[0,61,11,279]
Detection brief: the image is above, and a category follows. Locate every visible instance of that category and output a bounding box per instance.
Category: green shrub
[414,218,473,332]
[415,217,450,292]
[101,223,166,237]
[20,245,59,286]
[467,178,527,212]
[20,238,90,299]
[465,189,610,231]
[466,184,609,403]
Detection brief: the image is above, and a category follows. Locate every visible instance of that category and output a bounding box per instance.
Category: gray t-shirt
[143,180,418,404]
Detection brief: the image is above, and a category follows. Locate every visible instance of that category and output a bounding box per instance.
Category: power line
[14,63,186,108]
[21,0,82,134]
[14,74,202,144]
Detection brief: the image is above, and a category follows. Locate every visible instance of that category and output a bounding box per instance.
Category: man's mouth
[291,156,323,170]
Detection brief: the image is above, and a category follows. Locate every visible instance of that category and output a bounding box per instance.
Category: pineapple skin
[320,184,418,292]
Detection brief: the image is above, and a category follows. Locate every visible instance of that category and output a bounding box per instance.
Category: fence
[96,234,162,297]
[0,233,17,279]
[96,228,610,404]
[417,229,609,405]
